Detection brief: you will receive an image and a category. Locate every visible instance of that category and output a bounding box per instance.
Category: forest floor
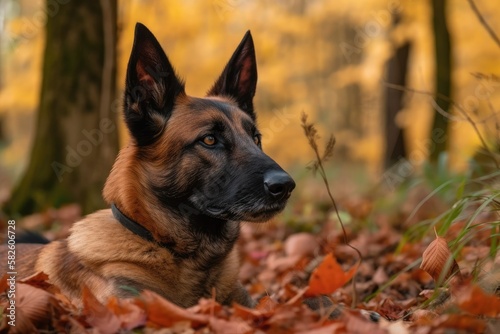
[1,161,499,333]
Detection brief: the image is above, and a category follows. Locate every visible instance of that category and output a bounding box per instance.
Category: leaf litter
[1,117,500,332]
[1,189,499,333]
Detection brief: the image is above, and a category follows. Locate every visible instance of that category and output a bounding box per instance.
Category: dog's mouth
[205,201,287,222]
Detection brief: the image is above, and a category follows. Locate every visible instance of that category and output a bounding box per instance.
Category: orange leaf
[456,284,500,317]
[304,253,358,297]
[106,297,146,330]
[420,233,461,282]
[136,290,209,328]
[82,285,121,334]
[256,296,279,313]
[19,272,59,294]
[209,317,252,334]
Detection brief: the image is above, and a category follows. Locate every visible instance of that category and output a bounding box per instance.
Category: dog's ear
[124,23,185,145]
[207,31,257,120]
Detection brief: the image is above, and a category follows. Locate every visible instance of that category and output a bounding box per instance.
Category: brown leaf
[232,303,264,321]
[420,233,460,283]
[256,296,279,313]
[305,253,358,297]
[106,296,146,330]
[343,310,388,334]
[295,322,345,334]
[456,283,500,317]
[136,290,209,328]
[82,285,121,334]
[284,232,318,258]
[19,271,59,294]
[8,283,54,333]
[435,314,486,332]
[377,298,404,321]
[209,317,252,334]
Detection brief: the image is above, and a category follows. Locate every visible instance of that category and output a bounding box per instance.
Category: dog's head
[109,23,294,223]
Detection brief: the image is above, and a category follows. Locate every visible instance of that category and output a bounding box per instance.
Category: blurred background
[1,0,500,219]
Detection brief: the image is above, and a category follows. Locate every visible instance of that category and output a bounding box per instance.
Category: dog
[2,23,295,308]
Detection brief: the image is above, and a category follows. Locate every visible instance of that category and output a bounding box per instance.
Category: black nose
[263,170,295,200]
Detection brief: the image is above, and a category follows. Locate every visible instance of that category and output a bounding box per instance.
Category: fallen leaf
[435,314,486,332]
[372,266,389,286]
[420,232,461,283]
[256,296,279,313]
[19,271,59,294]
[82,285,121,334]
[209,317,252,334]
[285,232,318,258]
[106,296,146,329]
[304,253,358,297]
[410,309,438,323]
[456,283,500,317]
[343,310,388,334]
[295,322,345,334]
[232,303,265,321]
[377,298,404,321]
[4,283,54,333]
[136,290,209,328]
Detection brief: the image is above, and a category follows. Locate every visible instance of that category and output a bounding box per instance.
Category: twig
[467,0,500,49]
[301,113,363,308]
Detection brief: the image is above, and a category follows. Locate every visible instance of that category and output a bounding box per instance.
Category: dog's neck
[103,145,240,258]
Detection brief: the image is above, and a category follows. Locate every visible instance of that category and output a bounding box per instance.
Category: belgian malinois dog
[3,23,295,308]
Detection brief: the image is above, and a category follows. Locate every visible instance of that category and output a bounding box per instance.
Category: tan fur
[24,210,238,307]
[0,96,253,308]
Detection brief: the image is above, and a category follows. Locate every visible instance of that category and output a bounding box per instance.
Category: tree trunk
[429,0,452,162]
[384,41,411,169]
[4,0,119,216]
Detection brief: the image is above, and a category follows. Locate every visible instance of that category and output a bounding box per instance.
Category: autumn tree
[4,0,119,216]
[384,15,411,168]
[429,0,452,162]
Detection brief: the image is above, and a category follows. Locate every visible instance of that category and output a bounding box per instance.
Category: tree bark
[429,0,452,162]
[384,41,411,169]
[4,0,119,216]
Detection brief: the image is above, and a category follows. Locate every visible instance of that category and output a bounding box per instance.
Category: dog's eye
[202,135,216,146]
[253,135,261,146]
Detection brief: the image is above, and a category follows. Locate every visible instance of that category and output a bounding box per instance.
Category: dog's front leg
[225,281,256,308]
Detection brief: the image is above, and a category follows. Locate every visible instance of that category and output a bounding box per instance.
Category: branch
[467,0,500,49]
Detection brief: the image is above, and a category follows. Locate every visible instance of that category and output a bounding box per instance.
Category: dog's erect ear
[207,31,257,119]
[124,23,185,145]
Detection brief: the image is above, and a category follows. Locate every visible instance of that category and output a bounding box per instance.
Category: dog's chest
[116,245,240,307]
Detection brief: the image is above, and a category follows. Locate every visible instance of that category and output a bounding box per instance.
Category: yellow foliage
[2,0,500,174]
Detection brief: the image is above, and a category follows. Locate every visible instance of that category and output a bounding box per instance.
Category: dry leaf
[304,253,358,297]
[435,314,486,332]
[107,296,146,329]
[5,283,54,333]
[420,233,461,283]
[284,232,318,258]
[137,290,209,328]
[82,285,121,334]
[256,296,279,313]
[209,317,252,334]
[19,271,59,294]
[295,322,345,334]
[456,284,500,317]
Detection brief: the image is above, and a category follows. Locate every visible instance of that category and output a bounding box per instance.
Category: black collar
[111,203,186,257]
